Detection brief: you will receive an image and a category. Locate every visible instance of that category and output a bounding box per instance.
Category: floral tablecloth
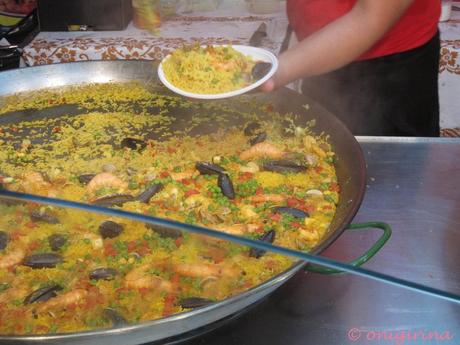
[22,10,287,66]
[439,2,460,135]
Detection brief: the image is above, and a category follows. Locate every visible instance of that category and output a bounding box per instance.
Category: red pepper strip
[181,178,192,185]
[139,288,150,296]
[270,214,281,222]
[14,210,24,223]
[127,241,137,252]
[162,273,180,317]
[255,227,265,234]
[303,204,315,214]
[329,182,340,192]
[184,189,200,198]
[291,222,302,229]
[66,303,78,311]
[174,237,183,248]
[238,172,254,181]
[104,243,117,257]
[25,221,37,229]
[137,246,150,256]
[10,232,21,241]
[28,240,40,251]
[265,260,275,269]
[85,288,102,310]
[286,197,299,207]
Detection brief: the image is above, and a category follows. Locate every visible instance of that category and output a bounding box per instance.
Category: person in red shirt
[261,0,441,136]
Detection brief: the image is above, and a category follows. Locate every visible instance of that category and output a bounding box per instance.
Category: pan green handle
[304,221,392,274]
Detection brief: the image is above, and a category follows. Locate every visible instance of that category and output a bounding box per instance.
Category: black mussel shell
[104,308,128,327]
[99,221,124,239]
[195,162,226,175]
[92,194,135,207]
[147,224,182,239]
[30,210,60,224]
[272,206,309,219]
[179,297,214,309]
[244,122,262,136]
[89,268,118,281]
[121,138,147,151]
[263,160,307,174]
[249,230,276,259]
[23,253,63,269]
[137,183,163,204]
[0,231,10,250]
[249,132,267,146]
[78,174,96,185]
[252,62,272,80]
[217,173,235,199]
[24,285,62,304]
[48,234,67,251]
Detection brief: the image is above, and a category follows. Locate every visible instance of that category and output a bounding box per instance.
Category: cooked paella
[161,44,263,94]
[0,83,339,335]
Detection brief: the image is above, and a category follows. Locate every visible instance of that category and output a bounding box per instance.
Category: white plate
[158,45,278,100]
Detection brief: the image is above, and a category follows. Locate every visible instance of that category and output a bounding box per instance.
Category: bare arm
[261,0,415,91]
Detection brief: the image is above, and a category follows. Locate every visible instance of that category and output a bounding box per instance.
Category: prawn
[0,247,25,269]
[0,286,28,304]
[174,263,240,279]
[12,171,57,197]
[213,223,259,235]
[239,142,285,161]
[35,289,88,313]
[86,173,127,196]
[170,170,195,181]
[124,264,173,292]
[21,172,49,190]
[250,194,286,204]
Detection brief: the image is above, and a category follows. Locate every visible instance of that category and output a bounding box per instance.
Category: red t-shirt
[286,0,440,60]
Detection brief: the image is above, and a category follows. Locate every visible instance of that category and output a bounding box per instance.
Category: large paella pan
[0,61,388,345]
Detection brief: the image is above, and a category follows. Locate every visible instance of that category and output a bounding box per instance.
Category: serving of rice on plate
[161,45,258,95]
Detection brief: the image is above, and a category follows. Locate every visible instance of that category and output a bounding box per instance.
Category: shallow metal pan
[0,61,386,345]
